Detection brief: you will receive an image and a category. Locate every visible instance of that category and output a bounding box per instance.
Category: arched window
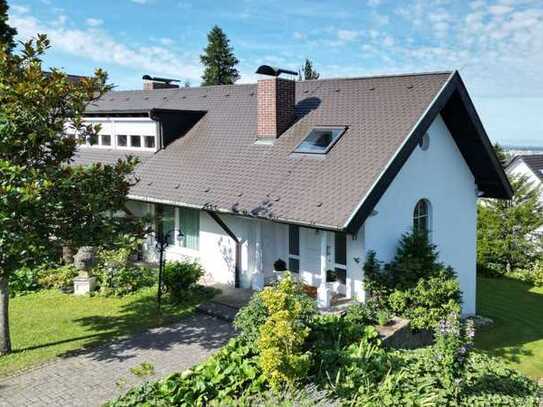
[413,199,431,236]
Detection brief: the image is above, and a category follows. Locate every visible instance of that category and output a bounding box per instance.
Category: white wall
[363,114,478,315]
[81,117,159,151]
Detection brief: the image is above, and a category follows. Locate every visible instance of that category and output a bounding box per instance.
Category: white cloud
[159,37,175,46]
[337,29,359,41]
[85,18,103,27]
[293,31,306,40]
[9,9,202,82]
[489,5,513,15]
[11,5,30,14]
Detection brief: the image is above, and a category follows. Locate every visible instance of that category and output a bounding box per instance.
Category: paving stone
[0,313,234,406]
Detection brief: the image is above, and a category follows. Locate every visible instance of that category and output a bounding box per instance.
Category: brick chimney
[256,77,295,139]
[142,75,180,90]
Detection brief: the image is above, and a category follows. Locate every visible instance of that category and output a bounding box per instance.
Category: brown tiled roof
[87,71,512,231]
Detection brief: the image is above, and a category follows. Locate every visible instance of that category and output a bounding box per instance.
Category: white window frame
[413,199,432,238]
[80,117,158,151]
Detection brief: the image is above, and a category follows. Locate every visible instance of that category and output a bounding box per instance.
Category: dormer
[81,108,206,152]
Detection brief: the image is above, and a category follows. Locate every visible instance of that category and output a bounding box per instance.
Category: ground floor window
[178,207,200,250]
[157,204,176,245]
[288,225,300,273]
[327,232,347,284]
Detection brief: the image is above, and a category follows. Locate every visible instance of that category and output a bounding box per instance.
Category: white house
[507,154,543,193]
[73,69,512,315]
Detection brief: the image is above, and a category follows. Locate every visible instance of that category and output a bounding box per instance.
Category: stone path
[0,314,234,406]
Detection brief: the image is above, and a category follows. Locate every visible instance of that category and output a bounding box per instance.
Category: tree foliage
[200,25,240,86]
[0,35,136,353]
[0,0,16,53]
[363,232,462,330]
[477,173,543,274]
[298,58,320,80]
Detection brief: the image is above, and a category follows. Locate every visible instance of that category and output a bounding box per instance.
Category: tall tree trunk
[0,275,11,355]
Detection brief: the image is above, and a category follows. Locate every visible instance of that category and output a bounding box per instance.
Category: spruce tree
[200,25,239,86]
[477,174,543,274]
[0,0,17,53]
[298,58,320,80]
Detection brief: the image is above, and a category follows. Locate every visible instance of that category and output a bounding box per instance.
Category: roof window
[294,126,346,154]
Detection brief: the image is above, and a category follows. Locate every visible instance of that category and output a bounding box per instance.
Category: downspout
[205,211,241,288]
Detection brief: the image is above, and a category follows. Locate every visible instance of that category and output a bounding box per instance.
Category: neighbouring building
[72,68,512,314]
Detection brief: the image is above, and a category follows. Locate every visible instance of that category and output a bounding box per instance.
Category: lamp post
[155,229,183,315]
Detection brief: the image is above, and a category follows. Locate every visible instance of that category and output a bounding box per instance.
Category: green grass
[0,287,215,377]
[476,276,543,380]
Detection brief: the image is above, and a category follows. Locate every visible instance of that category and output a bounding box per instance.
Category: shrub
[234,272,316,346]
[376,309,391,326]
[507,260,543,288]
[234,292,269,345]
[258,274,315,391]
[9,266,42,296]
[107,338,266,406]
[163,260,204,300]
[95,246,155,296]
[235,384,340,407]
[37,264,79,290]
[364,232,462,330]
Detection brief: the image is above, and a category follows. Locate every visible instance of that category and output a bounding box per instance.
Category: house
[507,154,543,192]
[74,68,512,314]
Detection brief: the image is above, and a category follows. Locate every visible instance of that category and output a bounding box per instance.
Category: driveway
[0,313,234,406]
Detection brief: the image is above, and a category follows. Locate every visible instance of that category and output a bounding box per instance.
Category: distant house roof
[83,71,512,232]
[509,154,543,181]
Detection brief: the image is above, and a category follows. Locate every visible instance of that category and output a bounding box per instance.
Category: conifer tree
[0,0,17,53]
[298,58,320,80]
[200,25,239,86]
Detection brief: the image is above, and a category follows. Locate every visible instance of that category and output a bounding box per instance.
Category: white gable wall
[362,114,478,315]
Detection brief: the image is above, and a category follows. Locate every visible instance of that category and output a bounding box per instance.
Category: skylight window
[294,127,346,154]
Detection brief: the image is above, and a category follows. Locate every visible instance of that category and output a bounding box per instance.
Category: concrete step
[197,301,239,322]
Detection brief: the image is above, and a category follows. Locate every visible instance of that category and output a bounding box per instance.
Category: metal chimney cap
[255,65,297,77]
[142,75,180,84]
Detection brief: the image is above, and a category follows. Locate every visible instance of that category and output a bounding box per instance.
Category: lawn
[476,276,543,380]
[0,287,214,377]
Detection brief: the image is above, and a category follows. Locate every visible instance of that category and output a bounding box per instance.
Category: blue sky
[8,0,543,146]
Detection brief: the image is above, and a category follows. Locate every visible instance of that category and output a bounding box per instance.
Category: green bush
[163,260,204,300]
[234,272,316,346]
[364,232,462,330]
[9,266,42,296]
[107,337,266,406]
[95,246,155,296]
[233,292,269,345]
[37,265,79,290]
[507,261,543,288]
[258,274,315,391]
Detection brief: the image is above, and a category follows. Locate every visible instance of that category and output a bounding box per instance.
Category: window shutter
[179,207,200,250]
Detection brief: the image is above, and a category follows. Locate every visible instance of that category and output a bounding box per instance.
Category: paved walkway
[0,314,234,406]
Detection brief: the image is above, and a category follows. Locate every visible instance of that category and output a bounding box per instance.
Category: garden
[107,232,542,406]
[3,239,213,376]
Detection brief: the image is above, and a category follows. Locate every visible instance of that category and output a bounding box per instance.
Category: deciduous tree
[0,36,136,354]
